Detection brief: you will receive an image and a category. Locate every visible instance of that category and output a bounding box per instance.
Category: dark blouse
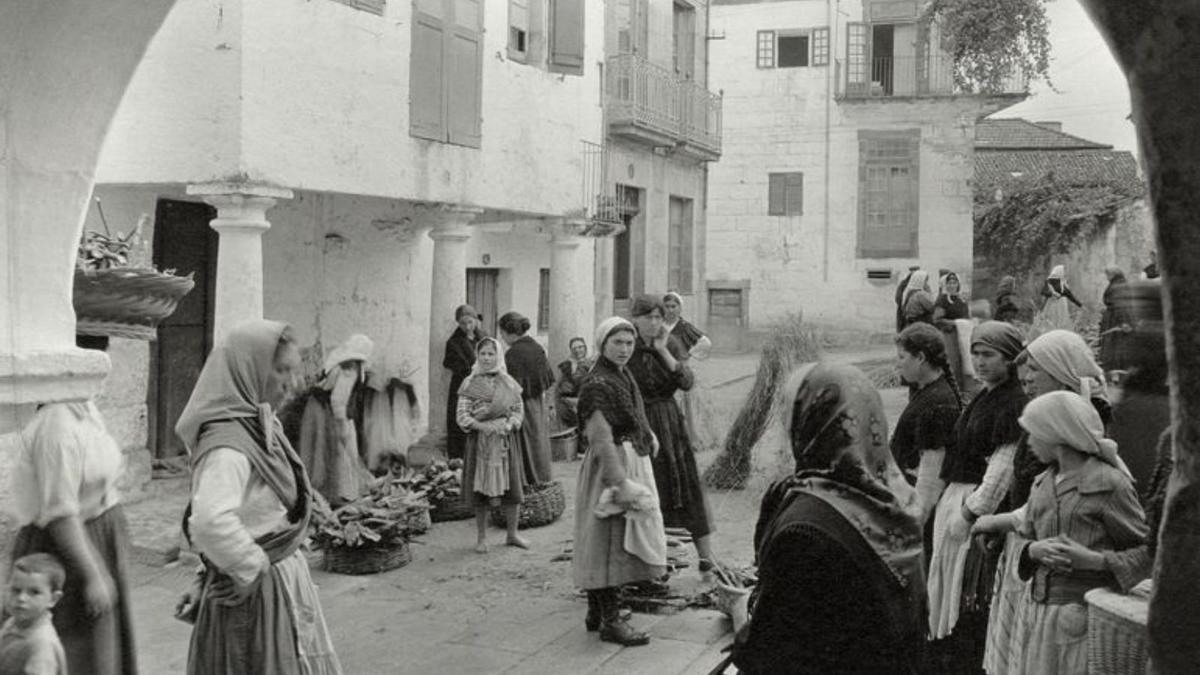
[890,377,961,482]
[576,356,655,452]
[503,335,556,400]
[625,334,694,403]
[934,295,969,322]
[941,378,1026,484]
[669,318,706,353]
[994,290,1021,323]
[734,487,923,675]
[556,359,590,398]
[442,328,481,395]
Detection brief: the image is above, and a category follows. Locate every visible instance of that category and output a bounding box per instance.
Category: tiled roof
[976,118,1111,151]
[975,149,1144,193]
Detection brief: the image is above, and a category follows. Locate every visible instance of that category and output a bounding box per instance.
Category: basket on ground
[1085,587,1150,675]
[74,267,196,340]
[324,541,412,575]
[430,496,475,522]
[490,481,565,529]
[550,428,577,462]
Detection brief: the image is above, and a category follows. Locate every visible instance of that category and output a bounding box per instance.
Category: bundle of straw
[703,313,819,490]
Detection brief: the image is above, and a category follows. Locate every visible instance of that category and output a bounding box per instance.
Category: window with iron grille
[858,130,920,258]
[768,172,804,216]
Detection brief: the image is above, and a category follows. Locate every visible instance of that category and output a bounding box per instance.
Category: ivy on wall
[923,0,1052,93]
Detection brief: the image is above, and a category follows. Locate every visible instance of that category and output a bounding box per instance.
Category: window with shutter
[410,2,447,141]
[857,130,920,258]
[673,2,696,79]
[410,0,483,148]
[509,0,529,62]
[616,0,648,55]
[668,196,694,293]
[777,34,809,68]
[812,27,830,66]
[756,30,775,68]
[768,173,803,216]
[549,0,585,74]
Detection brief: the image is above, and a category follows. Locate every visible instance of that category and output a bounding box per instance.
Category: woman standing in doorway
[443,305,486,460]
[926,321,1027,673]
[498,311,557,486]
[627,295,717,575]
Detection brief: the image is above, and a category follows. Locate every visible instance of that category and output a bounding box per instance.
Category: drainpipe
[703,0,712,328]
[823,0,835,282]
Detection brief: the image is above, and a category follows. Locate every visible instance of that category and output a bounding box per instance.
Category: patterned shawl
[458,337,523,419]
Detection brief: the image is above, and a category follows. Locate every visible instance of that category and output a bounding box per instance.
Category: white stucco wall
[707,0,1006,336]
[98,0,605,218]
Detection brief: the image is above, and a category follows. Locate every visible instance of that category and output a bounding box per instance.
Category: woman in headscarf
[456,337,528,552]
[555,337,592,429]
[993,276,1022,324]
[729,363,925,674]
[976,329,1111,674]
[973,392,1149,674]
[901,270,936,330]
[627,294,717,575]
[663,291,712,454]
[1035,265,1082,333]
[933,271,974,395]
[175,320,342,675]
[498,311,557,486]
[896,266,922,332]
[7,335,138,675]
[573,317,667,647]
[291,334,374,504]
[443,305,486,460]
[926,321,1026,673]
[934,271,969,325]
[1099,267,1130,374]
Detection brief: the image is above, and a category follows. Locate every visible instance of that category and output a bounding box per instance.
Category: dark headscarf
[630,294,665,318]
[455,304,481,322]
[778,363,924,585]
[970,320,1024,361]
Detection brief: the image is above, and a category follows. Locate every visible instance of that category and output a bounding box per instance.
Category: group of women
[728,310,1162,674]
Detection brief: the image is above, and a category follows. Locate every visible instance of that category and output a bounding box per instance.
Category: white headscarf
[903,270,931,306]
[1048,265,1065,280]
[592,316,636,369]
[1025,330,1108,400]
[1019,391,1131,478]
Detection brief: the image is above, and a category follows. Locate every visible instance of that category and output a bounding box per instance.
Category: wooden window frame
[856,129,920,259]
[668,196,695,294]
[538,268,551,332]
[410,0,484,148]
[767,172,804,216]
[812,27,830,66]
[548,0,585,76]
[756,30,775,68]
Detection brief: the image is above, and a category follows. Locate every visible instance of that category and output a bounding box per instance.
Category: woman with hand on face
[973,392,1149,674]
[573,317,667,647]
[926,321,1027,673]
[176,320,342,675]
[627,295,717,577]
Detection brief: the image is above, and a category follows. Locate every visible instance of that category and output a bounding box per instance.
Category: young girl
[456,337,529,553]
[974,391,1149,674]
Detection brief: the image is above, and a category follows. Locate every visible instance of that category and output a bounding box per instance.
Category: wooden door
[150,199,217,459]
[466,268,499,336]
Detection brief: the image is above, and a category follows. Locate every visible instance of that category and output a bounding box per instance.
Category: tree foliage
[924,0,1052,93]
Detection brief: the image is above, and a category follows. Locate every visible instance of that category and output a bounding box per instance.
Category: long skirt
[645,398,713,539]
[1006,599,1089,675]
[573,443,667,590]
[927,482,977,639]
[446,393,468,460]
[519,395,553,485]
[188,550,341,675]
[1034,297,1073,335]
[11,505,137,675]
[983,533,1029,674]
[462,429,525,507]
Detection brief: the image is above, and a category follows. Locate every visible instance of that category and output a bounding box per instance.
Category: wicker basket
[74,267,196,340]
[324,540,412,575]
[550,428,577,462]
[430,496,475,523]
[490,481,565,529]
[1085,588,1150,675]
[403,508,433,534]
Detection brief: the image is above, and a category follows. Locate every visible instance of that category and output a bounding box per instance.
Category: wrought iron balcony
[841,54,1028,100]
[605,54,722,160]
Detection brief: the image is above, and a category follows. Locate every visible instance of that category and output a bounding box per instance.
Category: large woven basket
[490,481,565,529]
[1085,588,1150,675]
[74,267,195,340]
[324,541,412,575]
[403,508,433,534]
[430,495,475,523]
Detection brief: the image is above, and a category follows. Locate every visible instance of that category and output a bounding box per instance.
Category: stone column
[423,206,482,440]
[187,183,293,340]
[548,220,588,362]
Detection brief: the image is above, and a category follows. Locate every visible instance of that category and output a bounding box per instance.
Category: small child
[0,554,67,675]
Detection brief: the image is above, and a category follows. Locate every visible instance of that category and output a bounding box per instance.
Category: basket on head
[73,267,196,340]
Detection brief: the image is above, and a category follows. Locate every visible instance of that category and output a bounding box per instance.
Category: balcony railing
[605,54,722,160]
[842,54,1028,100]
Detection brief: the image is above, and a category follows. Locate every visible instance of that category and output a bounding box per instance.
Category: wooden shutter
[673,4,695,79]
[846,22,868,93]
[550,0,585,74]
[785,173,804,215]
[768,173,787,215]
[679,199,694,293]
[410,0,447,141]
[447,0,483,147]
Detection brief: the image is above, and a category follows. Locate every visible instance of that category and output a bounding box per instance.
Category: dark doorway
[872,24,895,95]
[150,198,217,459]
[613,184,641,312]
[466,268,499,337]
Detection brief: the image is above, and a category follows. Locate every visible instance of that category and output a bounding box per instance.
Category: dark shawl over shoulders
[504,336,556,399]
[576,358,654,451]
[443,328,480,389]
[941,378,1025,485]
[626,334,693,402]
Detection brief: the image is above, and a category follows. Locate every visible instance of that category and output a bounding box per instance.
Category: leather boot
[598,588,649,647]
[585,590,600,632]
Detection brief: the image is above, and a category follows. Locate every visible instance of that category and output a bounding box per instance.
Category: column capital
[416,202,484,232]
[186,182,294,201]
[188,184,291,234]
[546,217,592,245]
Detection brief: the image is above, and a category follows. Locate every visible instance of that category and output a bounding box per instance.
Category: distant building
[972,118,1150,307]
[706,0,1026,344]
